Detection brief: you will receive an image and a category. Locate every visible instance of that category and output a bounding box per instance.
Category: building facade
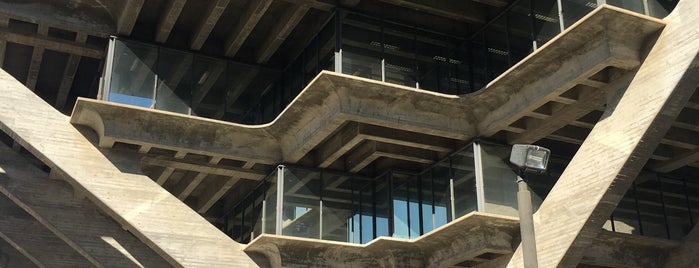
[0,0,696,267]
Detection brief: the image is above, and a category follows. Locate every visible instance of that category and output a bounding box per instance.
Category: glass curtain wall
[102,38,282,121]
[102,2,677,124]
[225,141,549,245]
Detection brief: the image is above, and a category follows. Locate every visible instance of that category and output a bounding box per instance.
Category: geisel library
[0,0,696,267]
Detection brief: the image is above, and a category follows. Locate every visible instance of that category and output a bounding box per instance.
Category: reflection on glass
[451,146,478,218]
[322,172,352,242]
[263,171,277,235]
[156,47,192,113]
[561,0,595,28]
[480,144,519,217]
[532,0,561,48]
[282,167,320,239]
[109,40,156,108]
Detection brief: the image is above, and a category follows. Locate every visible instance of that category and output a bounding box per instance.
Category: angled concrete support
[0,67,258,266]
[507,2,699,267]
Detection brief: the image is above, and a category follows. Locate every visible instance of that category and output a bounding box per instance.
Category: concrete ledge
[243,212,519,267]
[70,6,666,174]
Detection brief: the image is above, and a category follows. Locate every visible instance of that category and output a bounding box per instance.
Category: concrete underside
[243,212,679,268]
[0,3,697,268]
[70,6,673,221]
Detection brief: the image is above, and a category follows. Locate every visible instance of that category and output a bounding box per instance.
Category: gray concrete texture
[0,67,259,266]
[507,1,699,267]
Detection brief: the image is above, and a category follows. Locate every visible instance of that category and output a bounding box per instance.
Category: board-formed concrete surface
[0,71,259,266]
[0,142,172,267]
[507,1,699,267]
[72,5,664,175]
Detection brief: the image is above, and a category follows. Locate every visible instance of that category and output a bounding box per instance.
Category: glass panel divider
[473,142,486,212]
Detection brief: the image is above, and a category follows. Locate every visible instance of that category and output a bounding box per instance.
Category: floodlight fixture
[509,144,551,174]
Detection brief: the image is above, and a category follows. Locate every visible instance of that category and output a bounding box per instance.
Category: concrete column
[507,1,699,267]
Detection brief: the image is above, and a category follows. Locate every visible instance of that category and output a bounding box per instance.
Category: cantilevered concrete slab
[71,6,666,176]
[0,70,259,266]
[244,212,519,267]
[243,212,680,267]
[507,1,699,267]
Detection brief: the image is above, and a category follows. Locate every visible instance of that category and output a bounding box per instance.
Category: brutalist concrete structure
[0,0,696,267]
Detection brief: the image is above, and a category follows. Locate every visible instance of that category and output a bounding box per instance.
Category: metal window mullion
[683,176,694,226]
[557,0,565,31]
[319,171,324,240]
[101,36,117,101]
[657,175,671,239]
[633,181,644,236]
[448,158,456,221]
[417,175,424,235]
[473,143,486,212]
[388,172,394,237]
[275,165,285,235]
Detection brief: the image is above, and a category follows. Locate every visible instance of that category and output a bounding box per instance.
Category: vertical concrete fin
[507,1,699,267]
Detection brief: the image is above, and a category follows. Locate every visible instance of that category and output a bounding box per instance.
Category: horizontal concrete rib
[0,143,171,267]
[70,6,665,173]
[0,28,103,59]
[142,156,267,180]
[0,70,258,266]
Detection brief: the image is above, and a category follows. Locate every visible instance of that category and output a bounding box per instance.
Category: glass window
[451,146,478,218]
[263,171,278,235]
[191,55,226,118]
[392,174,411,239]
[647,0,677,18]
[607,0,645,14]
[479,144,519,217]
[341,14,383,80]
[109,40,157,107]
[321,172,353,242]
[532,0,561,48]
[560,0,596,28]
[155,47,192,114]
[508,0,535,64]
[281,167,321,239]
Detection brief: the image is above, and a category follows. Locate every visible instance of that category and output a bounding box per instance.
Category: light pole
[509,144,550,268]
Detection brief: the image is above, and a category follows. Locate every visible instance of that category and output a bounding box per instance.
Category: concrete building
[0,0,695,267]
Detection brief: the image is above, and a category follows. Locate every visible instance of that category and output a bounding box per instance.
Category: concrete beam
[378,0,486,24]
[174,172,207,200]
[191,0,230,50]
[651,146,699,173]
[197,176,239,213]
[279,0,335,11]
[0,29,104,59]
[0,237,39,268]
[54,54,81,110]
[142,156,267,180]
[663,222,699,267]
[224,0,273,57]
[155,0,186,43]
[508,71,634,144]
[346,141,436,172]
[116,0,145,35]
[0,196,92,267]
[507,3,698,267]
[256,4,309,63]
[24,24,47,90]
[0,144,171,267]
[472,0,509,7]
[156,166,175,185]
